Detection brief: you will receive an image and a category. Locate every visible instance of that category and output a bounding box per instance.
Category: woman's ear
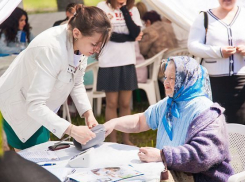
[72,28,81,39]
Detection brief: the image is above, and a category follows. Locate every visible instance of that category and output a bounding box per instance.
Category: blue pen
[40,163,56,166]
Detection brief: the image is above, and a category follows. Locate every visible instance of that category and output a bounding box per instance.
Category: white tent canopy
[145,0,245,31]
[0,0,21,24]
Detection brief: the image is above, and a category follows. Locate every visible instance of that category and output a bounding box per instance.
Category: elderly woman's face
[164,62,175,97]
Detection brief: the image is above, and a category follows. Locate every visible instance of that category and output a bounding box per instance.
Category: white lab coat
[0,24,92,143]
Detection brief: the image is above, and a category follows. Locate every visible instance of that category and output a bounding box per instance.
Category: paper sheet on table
[18,150,59,163]
[68,165,144,182]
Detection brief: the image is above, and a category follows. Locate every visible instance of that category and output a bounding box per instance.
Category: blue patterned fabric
[145,96,213,148]
[163,56,212,140]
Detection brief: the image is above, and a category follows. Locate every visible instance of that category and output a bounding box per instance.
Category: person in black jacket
[53,3,76,26]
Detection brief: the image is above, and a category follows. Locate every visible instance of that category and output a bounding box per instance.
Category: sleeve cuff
[120,5,127,12]
[220,48,223,58]
[162,147,173,168]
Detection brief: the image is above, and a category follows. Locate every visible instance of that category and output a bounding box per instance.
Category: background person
[188,0,245,124]
[0,7,34,55]
[139,10,178,59]
[0,5,111,151]
[97,0,142,145]
[103,56,233,182]
[53,3,77,26]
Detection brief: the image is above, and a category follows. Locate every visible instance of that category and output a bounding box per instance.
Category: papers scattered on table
[67,165,144,182]
[18,150,59,163]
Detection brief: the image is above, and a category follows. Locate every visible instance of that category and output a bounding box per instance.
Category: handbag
[160,149,175,182]
[200,11,208,65]
[160,150,194,182]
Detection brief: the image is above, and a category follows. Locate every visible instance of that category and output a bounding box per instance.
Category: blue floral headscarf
[162,56,212,140]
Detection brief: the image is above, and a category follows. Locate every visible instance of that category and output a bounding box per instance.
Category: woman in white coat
[188,0,245,124]
[0,5,111,150]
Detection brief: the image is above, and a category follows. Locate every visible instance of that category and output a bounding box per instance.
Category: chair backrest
[163,48,192,59]
[135,48,167,81]
[227,123,245,174]
[85,61,99,93]
[151,49,167,81]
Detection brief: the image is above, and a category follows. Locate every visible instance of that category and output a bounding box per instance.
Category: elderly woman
[104,56,233,182]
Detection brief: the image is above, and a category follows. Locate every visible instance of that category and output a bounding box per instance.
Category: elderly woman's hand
[103,119,116,137]
[221,46,236,58]
[138,147,162,163]
[236,45,245,56]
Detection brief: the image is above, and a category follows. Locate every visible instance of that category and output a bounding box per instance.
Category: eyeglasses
[163,76,175,83]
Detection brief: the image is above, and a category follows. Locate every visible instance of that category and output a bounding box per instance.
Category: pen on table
[40,163,56,166]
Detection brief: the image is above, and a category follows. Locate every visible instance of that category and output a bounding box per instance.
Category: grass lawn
[23,0,57,13]
[23,0,142,13]
[84,0,103,6]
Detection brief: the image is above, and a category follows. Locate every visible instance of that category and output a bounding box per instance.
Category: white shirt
[188,7,245,76]
[97,1,142,68]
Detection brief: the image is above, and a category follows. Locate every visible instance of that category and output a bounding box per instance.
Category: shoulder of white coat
[28,25,68,59]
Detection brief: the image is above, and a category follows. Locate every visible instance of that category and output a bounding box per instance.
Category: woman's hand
[103,119,116,137]
[138,147,161,163]
[84,110,98,129]
[135,31,143,41]
[221,46,236,58]
[66,124,96,145]
[236,45,245,56]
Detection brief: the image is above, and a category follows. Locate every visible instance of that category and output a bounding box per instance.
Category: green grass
[23,0,142,13]
[84,0,141,6]
[23,0,57,13]
[84,0,103,6]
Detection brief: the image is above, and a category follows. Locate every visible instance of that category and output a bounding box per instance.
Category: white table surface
[19,141,164,182]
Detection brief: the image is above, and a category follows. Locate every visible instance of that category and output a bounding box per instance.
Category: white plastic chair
[227,123,245,182]
[85,61,105,116]
[162,47,192,59]
[135,48,168,105]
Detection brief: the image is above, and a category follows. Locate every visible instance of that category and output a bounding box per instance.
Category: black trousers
[210,75,245,124]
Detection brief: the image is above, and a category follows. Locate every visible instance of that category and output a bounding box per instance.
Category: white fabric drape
[0,0,21,24]
[145,0,245,31]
